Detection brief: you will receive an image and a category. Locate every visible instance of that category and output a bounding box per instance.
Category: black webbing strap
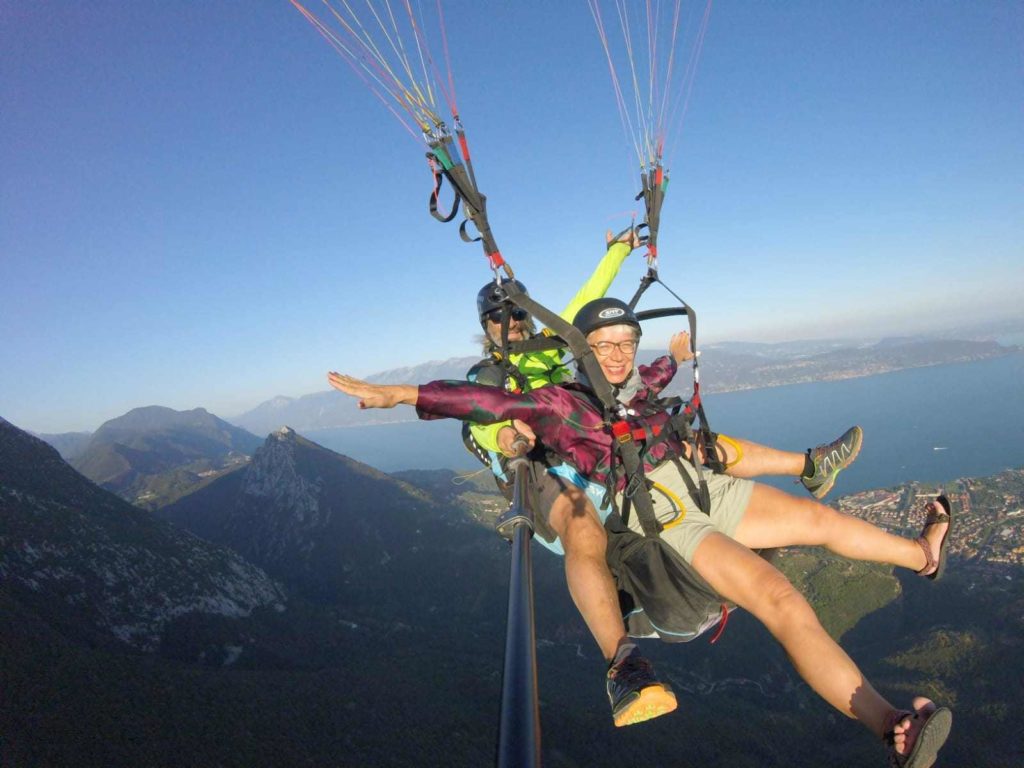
[686,433,713,515]
[691,396,724,475]
[498,283,664,538]
[628,272,723,512]
[668,454,711,527]
[503,335,568,355]
[611,438,662,537]
[628,269,658,311]
[456,185,501,267]
[496,312,531,394]
[428,166,461,223]
[631,286,698,349]
[426,132,505,272]
[633,399,693,458]
[617,473,653,535]
[635,164,666,258]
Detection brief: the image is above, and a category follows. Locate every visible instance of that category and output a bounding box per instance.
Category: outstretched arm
[327,373,418,409]
[329,372,568,433]
[558,230,640,323]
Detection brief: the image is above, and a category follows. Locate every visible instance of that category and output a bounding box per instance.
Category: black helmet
[572,298,642,338]
[476,279,529,323]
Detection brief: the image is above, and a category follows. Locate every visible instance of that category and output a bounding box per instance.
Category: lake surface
[308,354,1024,496]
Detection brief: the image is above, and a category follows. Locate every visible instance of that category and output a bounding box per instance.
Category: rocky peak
[163,427,481,599]
[240,428,325,532]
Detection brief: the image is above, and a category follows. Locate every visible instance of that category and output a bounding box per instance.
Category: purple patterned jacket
[416,355,684,490]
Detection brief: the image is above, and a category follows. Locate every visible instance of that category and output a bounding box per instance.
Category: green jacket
[469,241,633,453]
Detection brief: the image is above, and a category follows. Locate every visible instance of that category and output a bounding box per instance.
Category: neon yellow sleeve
[559,241,632,323]
[470,420,509,454]
[467,241,631,451]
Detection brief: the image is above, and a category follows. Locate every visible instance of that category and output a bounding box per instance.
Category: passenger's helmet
[572,298,642,338]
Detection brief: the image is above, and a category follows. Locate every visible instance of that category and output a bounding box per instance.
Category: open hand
[327,372,413,409]
[669,331,695,363]
[606,227,642,250]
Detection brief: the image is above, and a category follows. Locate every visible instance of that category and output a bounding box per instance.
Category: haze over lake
[309,354,1024,495]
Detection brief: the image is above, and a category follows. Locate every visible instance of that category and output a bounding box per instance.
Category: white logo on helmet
[597,308,626,320]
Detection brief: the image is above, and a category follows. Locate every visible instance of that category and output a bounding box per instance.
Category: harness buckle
[623,472,645,499]
[611,421,632,444]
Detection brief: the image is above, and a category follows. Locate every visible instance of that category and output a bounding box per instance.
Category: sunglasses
[485,308,529,324]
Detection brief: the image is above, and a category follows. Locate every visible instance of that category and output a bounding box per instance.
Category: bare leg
[710,436,806,479]
[681,436,805,478]
[733,483,947,573]
[547,486,625,661]
[691,531,894,736]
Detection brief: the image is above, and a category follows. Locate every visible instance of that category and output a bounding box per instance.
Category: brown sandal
[914,495,952,581]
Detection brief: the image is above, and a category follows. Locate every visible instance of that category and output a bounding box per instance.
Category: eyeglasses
[590,340,638,357]
[485,308,529,324]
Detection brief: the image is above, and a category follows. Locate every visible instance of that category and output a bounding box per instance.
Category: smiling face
[484,311,529,345]
[586,324,639,385]
[479,305,532,344]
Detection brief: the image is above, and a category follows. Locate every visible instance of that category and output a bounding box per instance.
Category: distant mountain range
[32,338,1017,447]
[66,405,263,509]
[231,337,1018,435]
[32,429,92,461]
[686,337,1015,394]
[0,412,561,766]
[229,356,479,435]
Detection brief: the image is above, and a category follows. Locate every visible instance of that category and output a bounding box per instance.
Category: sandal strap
[882,708,913,745]
[914,536,936,576]
[925,506,951,525]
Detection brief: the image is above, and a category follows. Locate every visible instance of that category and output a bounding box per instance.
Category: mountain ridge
[231,338,1019,435]
[0,416,285,651]
[70,405,263,509]
[159,426,508,611]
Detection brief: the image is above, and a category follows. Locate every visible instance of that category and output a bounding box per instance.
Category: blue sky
[2,1,1021,433]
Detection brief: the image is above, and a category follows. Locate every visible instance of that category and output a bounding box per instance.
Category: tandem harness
[475,278,749,644]
[482,280,721,540]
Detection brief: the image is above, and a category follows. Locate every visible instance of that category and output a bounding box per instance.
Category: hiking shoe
[606,645,677,727]
[801,426,863,499]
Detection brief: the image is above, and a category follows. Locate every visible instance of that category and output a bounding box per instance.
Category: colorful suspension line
[290,0,510,278]
[635,160,669,267]
[426,118,509,278]
[587,0,713,175]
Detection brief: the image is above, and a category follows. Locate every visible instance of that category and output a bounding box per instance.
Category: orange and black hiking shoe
[606,645,677,727]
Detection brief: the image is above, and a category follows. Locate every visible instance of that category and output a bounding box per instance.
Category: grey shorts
[617,459,754,563]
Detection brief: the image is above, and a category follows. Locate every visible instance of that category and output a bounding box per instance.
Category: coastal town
[835,467,1024,572]
[462,465,1024,573]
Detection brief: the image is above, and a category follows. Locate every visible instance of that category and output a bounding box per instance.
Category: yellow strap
[715,433,744,469]
[650,480,686,530]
